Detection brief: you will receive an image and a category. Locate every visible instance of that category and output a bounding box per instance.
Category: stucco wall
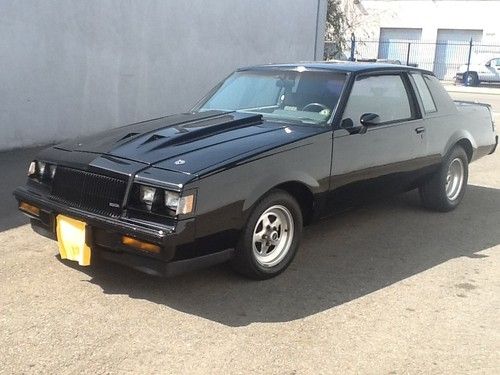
[0,0,326,151]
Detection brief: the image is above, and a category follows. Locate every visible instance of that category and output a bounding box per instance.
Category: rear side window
[342,74,413,126]
[411,73,437,113]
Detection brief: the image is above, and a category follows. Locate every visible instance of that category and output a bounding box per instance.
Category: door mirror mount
[340,118,366,135]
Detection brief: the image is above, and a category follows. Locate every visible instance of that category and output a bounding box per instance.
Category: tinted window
[342,74,412,126]
[411,73,437,113]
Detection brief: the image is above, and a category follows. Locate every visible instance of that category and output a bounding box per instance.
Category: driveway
[0,93,498,374]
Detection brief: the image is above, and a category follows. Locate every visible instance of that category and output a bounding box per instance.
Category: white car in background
[456,56,500,86]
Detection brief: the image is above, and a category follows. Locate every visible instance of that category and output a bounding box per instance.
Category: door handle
[415,127,425,134]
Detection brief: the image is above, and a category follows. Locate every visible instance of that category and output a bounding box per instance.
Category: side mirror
[360,113,380,127]
[486,61,491,67]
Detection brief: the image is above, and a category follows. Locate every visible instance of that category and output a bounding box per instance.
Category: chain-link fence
[324,39,500,81]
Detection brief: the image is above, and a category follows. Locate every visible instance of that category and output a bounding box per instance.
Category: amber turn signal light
[19,202,40,217]
[122,236,161,253]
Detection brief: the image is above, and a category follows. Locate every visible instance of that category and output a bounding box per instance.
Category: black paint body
[13,63,497,276]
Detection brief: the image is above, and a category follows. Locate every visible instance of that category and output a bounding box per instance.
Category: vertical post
[350,33,356,61]
[406,42,411,66]
[466,37,473,85]
[313,0,321,60]
[463,37,472,86]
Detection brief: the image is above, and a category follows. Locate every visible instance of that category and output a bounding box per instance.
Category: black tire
[464,71,479,87]
[419,146,469,212]
[231,189,303,279]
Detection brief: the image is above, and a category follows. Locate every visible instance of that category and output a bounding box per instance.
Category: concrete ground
[0,90,499,374]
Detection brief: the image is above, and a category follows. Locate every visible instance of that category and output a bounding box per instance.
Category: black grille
[50,167,127,217]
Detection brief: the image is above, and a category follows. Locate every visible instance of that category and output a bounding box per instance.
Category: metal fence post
[350,33,355,61]
[465,38,473,85]
[406,42,411,66]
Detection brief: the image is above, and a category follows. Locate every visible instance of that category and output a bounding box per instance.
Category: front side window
[198,70,347,126]
[411,73,437,113]
[342,74,413,127]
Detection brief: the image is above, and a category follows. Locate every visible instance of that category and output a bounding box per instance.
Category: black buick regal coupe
[14,62,497,279]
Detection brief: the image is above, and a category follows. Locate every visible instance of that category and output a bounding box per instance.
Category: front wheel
[231,190,303,279]
[419,146,469,212]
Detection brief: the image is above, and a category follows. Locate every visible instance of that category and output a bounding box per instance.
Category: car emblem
[109,202,120,208]
[174,159,186,165]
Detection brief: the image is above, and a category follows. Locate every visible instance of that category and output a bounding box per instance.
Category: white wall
[0,0,326,151]
[359,0,500,43]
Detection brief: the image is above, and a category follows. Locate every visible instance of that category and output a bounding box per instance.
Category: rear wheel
[464,71,479,86]
[419,146,469,212]
[232,190,303,279]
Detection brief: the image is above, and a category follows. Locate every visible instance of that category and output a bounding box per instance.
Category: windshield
[197,69,347,126]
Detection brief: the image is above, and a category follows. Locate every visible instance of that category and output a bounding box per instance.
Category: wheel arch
[444,130,477,162]
[273,181,315,225]
[242,174,321,226]
[456,138,474,162]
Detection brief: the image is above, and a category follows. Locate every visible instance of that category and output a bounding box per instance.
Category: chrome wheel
[445,157,465,201]
[252,205,294,268]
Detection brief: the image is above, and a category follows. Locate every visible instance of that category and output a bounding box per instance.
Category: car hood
[55,110,320,175]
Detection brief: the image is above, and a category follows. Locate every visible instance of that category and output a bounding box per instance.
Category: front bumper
[14,187,234,276]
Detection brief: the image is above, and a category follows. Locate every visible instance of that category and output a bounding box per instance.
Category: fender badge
[174,159,186,165]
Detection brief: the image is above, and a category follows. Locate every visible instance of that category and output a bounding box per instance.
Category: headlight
[48,164,57,179]
[28,161,36,176]
[28,160,57,182]
[165,191,180,211]
[132,184,195,216]
[38,161,46,176]
[139,185,159,210]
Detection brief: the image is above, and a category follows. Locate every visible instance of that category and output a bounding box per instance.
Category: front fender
[242,171,321,212]
[191,132,332,243]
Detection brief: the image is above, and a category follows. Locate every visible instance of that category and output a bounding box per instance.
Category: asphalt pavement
[0,90,498,374]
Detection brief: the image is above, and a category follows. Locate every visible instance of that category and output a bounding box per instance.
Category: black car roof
[238,61,434,76]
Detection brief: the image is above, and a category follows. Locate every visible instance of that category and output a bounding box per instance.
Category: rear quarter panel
[424,76,495,161]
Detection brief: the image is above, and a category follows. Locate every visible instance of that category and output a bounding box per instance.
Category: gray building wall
[0,0,326,151]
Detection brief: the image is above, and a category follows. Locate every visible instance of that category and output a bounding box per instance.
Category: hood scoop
[141,133,167,145]
[66,110,270,166]
[118,132,140,142]
[149,113,263,150]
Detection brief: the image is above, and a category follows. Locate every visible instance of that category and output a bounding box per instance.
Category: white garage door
[378,28,422,63]
[434,29,483,79]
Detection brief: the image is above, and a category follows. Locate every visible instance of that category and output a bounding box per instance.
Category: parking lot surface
[1,90,499,374]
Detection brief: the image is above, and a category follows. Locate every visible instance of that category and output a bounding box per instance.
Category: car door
[479,58,500,82]
[490,58,500,82]
[328,72,428,208]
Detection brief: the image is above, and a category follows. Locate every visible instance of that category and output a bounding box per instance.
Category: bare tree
[324,0,379,60]
[324,0,348,59]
